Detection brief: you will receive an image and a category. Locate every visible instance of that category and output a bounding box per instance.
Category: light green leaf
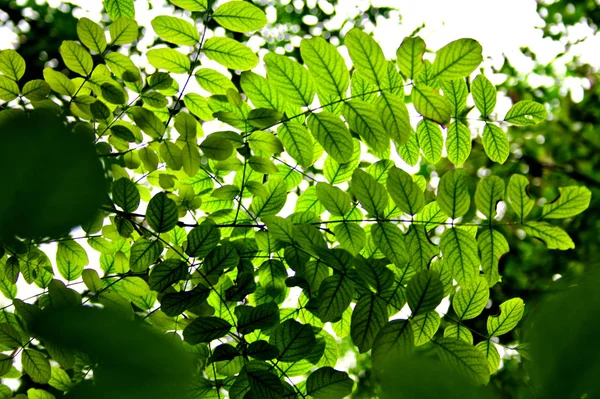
[541,186,592,219]
[316,183,351,216]
[434,337,490,385]
[440,227,480,285]
[109,17,138,45]
[264,53,315,107]
[129,106,165,139]
[0,76,19,102]
[371,222,408,267]
[375,92,411,145]
[487,298,524,337]
[307,111,353,163]
[101,81,127,104]
[444,324,473,344]
[248,156,278,174]
[415,201,450,233]
[475,340,501,374]
[151,16,199,46]
[334,223,366,256]
[213,1,267,32]
[197,68,236,96]
[0,49,25,81]
[523,221,575,250]
[351,294,388,353]
[181,142,200,177]
[169,0,207,12]
[407,270,444,315]
[482,123,510,164]
[397,130,420,166]
[446,121,471,166]
[306,367,354,399]
[129,239,163,272]
[478,229,509,287]
[240,71,284,112]
[77,18,107,54]
[247,108,282,129]
[431,38,483,80]
[507,174,534,222]
[440,79,468,115]
[104,0,135,20]
[411,84,452,125]
[251,176,287,217]
[183,316,232,344]
[200,135,234,160]
[270,319,316,362]
[104,52,141,82]
[387,167,425,215]
[43,68,75,96]
[49,366,73,391]
[504,100,547,125]
[300,36,349,99]
[184,93,213,121]
[344,27,386,86]
[415,118,442,163]
[22,349,51,384]
[204,37,258,71]
[396,36,425,80]
[411,311,441,346]
[437,169,470,219]
[406,225,438,271]
[453,276,489,321]
[21,79,50,101]
[147,48,190,73]
[112,177,140,213]
[475,176,505,219]
[351,169,388,218]
[185,220,220,259]
[317,275,354,323]
[343,99,389,153]
[277,122,314,167]
[147,192,178,233]
[472,74,496,118]
[56,240,89,281]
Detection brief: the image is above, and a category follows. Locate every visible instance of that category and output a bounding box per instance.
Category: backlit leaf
[77,18,107,54]
[151,16,199,46]
[264,53,315,107]
[437,169,470,219]
[104,0,135,20]
[306,367,354,399]
[351,169,388,218]
[407,270,444,315]
[307,111,353,163]
[204,37,258,71]
[482,123,509,164]
[453,276,489,321]
[345,28,386,86]
[507,174,534,222]
[523,221,575,250]
[475,176,505,219]
[440,227,479,285]
[434,337,490,385]
[431,38,482,80]
[504,100,547,125]
[541,186,591,219]
[213,1,267,32]
[396,36,426,80]
[387,167,425,215]
[472,74,496,118]
[487,298,524,337]
[301,36,349,100]
[0,49,25,81]
[411,84,452,125]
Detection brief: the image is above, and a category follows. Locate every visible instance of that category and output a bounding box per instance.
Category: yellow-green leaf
[151,16,199,46]
[204,37,258,71]
[213,1,267,33]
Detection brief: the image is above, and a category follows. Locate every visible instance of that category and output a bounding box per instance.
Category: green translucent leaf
[487,298,524,336]
[104,52,141,82]
[507,174,534,222]
[258,259,287,297]
[482,123,509,164]
[446,121,471,166]
[306,367,354,399]
[334,223,365,256]
[371,222,408,267]
[184,316,232,344]
[77,18,107,54]
[437,169,470,219]
[49,366,72,391]
[475,176,505,219]
[344,28,386,86]
[101,81,127,104]
[434,337,490,385]
[440,79,468,115]
[0,76,18,102]
[185,220,220,258]
[351,169,388,218]
[149,259,187,292]
[245,366,284,399]
[523,221,575,250]
[200,135,234,160]
[247,108,282,129]
[407,270,444,315]
[316,183,351,216]
[475,340,501,374]
[108,17,138,46]
[236,302,279,334]
[264,53,315,107]
[104,0,135,20]
[477,229,509,287]
[453,276,489,321]
[112,177,140,213]
[472,74,496,118]
[541,186,591,219]
[440,227,479,285]
[415,118,442,163]
[343,99,389,153]
[240,73,283,114]
[251,176,287,217]
[21,79,50,101]
[300,36,349,99]
[22,349,51,384]
[181,142,200,177]
[411,84,452,125]
[411,311,441,346]
[129,239,163,272]
[376,92,411,145]
[204,37,258,71]
[396,36,425,80]
[0,322,23,348]
[270,319,316,362]
[444,324,473,344]
[184,93,213,120]
[317,275,354,323]
[504,100,547,125]
[397,131,420,166]
[431,38,483,80]
[387,167,425,215]
[161,285,209,317]
[147,48,190,73]
[307,111,353,163]
[406,225,438,271]
[151,16,199,46]
[56,240,88,281]
[213,1,267,32]
[43,68,75,96]
[0,49,25,81]
[147,192,178,233]
[129,106,165,138]
[198,68,236,95]
[169,0,207,11]
[350,294,388,353]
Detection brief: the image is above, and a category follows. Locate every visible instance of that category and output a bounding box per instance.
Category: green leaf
[185,220,220,258]
[129,106,165,138]
[22,349,51,384]
[351,169,388,218]
[434,337,490,385]
[440,79,468,115]
[446,121,471,166]
[472,74,496,118]
[0,49,25,81]
[104,0,135,20]
[300,36,349,99]
[247,108,283,129]
[411,311,441,346]
[151,16,199,46]
[334,223,366,256]
[258,259,287,297]
[415,118,442,163]
[504,100,547,125]
[147,48,190,73]
[343,99,389,153]
[477,229,509,287]
[169,0,207,12]
[306,367,354,399]
[475,176,505,219]
[184,93,213,120]
[307,111,353,163]
[147,192,178,233]
[251,176,287,217]
[375,92,411,145]
[316,183,351,216]
[43,68,75,96]
[431,38,483,80]
[49,366,73,391]
[0,323,23,348]
[475,340,501,374]
[387,167,425,215]
[129,239,163,272]
[245,366,284,399]
[112,177,140,213]
[407,270,444,315]
[77,18,107,54]
[264,53,315,107]
[541,186,592,219]
[482,123,510,164]
[396,36,426,80]
[317,275,354,323]
[149,259,187,292]
[437,169,470,219]
[270,319,317,362]
[487,298,524,337]
[56,240,89,281]
[440,227,479,285]
[101,82,127,104]
[371,222,408,267]
[204,37,258,71]
[198,68,237,95]
[411,84,452,125]
[345,28,386,86]
[507,174,534,222]
[109,17,139,45]
[235,302,279,334]
[161,285,210,317]
[406,225,438,272]
[524,221,576,250]
[213,1,267,32]
[160,141,182,170]
[350,294,388,353]
[21,79,50,101]
[452,276,489,321]
[0,76,19,102]
[200,135,234,160]
[183,316,232,344]
[181,142,201,177]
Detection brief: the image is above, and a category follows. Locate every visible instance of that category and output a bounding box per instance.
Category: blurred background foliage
[0,0,598,397]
